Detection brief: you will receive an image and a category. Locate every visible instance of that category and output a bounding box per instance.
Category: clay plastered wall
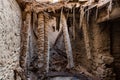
[0,0,21,80]
[89,18,114,80]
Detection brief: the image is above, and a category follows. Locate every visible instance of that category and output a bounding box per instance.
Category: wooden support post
[61,12,74,68]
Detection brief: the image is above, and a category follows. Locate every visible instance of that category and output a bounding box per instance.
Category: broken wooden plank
[54,47,67,59]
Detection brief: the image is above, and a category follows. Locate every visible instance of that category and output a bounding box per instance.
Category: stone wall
[0,0,21,80]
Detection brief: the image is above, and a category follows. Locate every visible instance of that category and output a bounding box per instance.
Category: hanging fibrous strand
[87,9,90,26]
[28,12,39,80]
[24,12,32,77]
[95,7,98,20]
[44,12,50,73]
[60,8,74,68]
[79,6,85,29]
[56,15,60,31]
[73,7,76,40]
[108,0,113,17]
[82,16,92,59]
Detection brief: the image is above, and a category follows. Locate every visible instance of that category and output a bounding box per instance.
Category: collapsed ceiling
[15,0,120,80]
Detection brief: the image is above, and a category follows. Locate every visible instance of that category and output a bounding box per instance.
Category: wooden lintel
[50,13,80,18]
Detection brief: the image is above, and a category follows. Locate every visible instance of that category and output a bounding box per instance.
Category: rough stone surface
[0,0,21,80]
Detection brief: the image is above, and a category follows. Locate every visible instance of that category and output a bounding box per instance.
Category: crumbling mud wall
[79,9,116,80]
[78,1,120,79]
[110,19,120,80]
[0,0,22,80]
[88,18,114,80]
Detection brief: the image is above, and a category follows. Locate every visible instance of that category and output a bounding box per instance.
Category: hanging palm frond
[73,7,76,40]
[44,13,50,73]
[37,13,45,72]
[60,9,74,68]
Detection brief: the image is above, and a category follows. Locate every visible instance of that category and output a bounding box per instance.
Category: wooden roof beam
[97,7,120,23]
